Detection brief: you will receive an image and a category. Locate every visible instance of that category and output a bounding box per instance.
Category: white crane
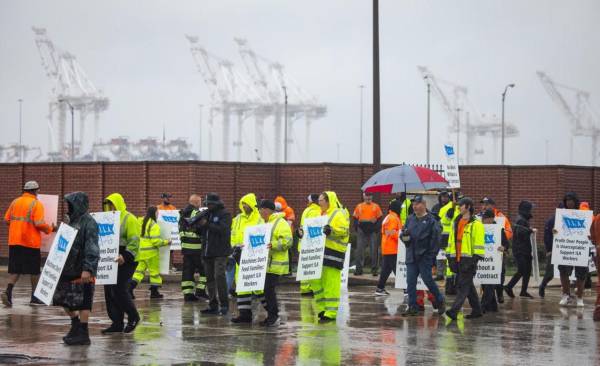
[418,66,518,164]
[234,38,326,162]
[186,35,262,161]
[537,71,600,165]
[32,27,109,160]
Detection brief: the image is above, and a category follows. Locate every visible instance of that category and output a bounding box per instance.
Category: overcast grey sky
[1,0,599,165]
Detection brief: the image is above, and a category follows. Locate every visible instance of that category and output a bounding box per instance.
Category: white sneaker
[374,288,390,296]
[576,297,584,307]
[559,294,570,306]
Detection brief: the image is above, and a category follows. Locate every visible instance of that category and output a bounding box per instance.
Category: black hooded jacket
[202,202,232,258]
[61,192,100,281]
[512,201,534,258]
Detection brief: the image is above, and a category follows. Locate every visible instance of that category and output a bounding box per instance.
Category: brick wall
[1,162,598,261]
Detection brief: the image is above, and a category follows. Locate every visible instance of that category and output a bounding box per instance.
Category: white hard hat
[23,181,40,190]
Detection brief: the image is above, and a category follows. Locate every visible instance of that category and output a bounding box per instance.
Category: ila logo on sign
[57,235,69,252]
[307,226,322,239]
[162,216,178,223]
[444,145,455,157]
[98,223,115,237]
[249,235,266,248]
[484,233,495,244]
[562,216,587,235]
[563,216,585,229]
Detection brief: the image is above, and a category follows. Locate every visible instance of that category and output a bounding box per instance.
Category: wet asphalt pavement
[0,282,599,365]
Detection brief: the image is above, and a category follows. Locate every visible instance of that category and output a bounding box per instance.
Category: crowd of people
[2,180,600,346]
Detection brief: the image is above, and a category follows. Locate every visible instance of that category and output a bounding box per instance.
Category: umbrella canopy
[361,165,449,194]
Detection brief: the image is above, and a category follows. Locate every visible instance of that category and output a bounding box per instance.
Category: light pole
[425,76,431,165]
[18,99,23,162]
[359,85,365,164]
[501,83,515,165]
[282,86,288,163]
[59,99,75,161]
[372,0,381,174]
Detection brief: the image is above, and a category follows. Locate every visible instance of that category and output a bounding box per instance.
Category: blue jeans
[406,255,444,309]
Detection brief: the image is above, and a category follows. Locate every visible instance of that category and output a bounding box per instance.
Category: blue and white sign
[34,223,78,305]
[237,223,273,292]
[443,143,461,189]
[474,224,503,285]
[157,210,181,250]
[552,209,593,267]
[297,215,328,281]
[91,211,120,285]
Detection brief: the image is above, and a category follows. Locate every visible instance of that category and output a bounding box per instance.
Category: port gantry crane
[418,66,518,164]
[537,71,600,166]
[186,35,263,161]
[32,27,109,160]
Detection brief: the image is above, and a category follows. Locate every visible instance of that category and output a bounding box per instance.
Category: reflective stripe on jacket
[322,191,350,270]
[105,193,140,262]
[267,215,293,275]
[181,209,202,251]
[446,215,485,259]
[138,219,168,260]
[439,201,458,235]
[4,192,52,248]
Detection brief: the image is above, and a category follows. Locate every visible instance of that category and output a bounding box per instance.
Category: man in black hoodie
[504,200,535,299]
[199,193,232,315]
[53,192,99,346]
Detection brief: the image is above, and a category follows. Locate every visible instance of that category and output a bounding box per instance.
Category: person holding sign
[231,193,265,323]
[400,195,445,317]
[102,193,141,334]
[2,180,56,307]
[555,192,589,307]
[445,197,485,321]
[480,209,509,313]
[309,191,350,323]
[131,206,171,299]
[53,192,99,346]
[296,194,322,296]
[504,200,536,299]
[256,199,293,326]
[374,199,402,296]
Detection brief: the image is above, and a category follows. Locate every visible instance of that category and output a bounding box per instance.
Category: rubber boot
[64,322,91,346]
[150,286,164,299]
[63,317,80,341]
[231,309,252,324]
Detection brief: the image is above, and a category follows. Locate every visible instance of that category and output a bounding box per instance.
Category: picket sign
[237,223,274,293]
[39,194,59,252]
[296,216,328,281]
[157,210,181,250]
[91,211,120,285]
[34,224,78,305]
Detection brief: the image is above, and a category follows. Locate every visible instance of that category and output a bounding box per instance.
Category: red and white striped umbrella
[361,165,449,194]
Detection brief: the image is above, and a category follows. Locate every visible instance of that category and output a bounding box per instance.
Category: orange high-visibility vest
[4,192,52,249]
